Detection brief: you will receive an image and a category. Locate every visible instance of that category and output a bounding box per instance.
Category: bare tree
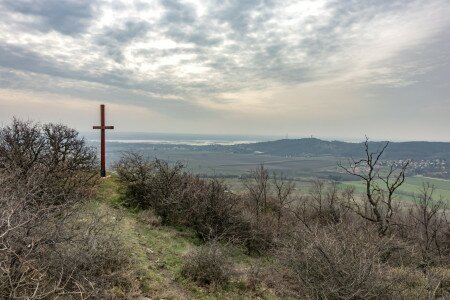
[242,164,270,223]
[273,173,295,234]
[339,137,409,235]
[310,179,325,216]
[409,183,449,266]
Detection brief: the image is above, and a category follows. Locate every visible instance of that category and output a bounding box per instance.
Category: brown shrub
[47,209,138,298]
[279,222,396,299]
[181,243,234,288]
[0,171,136,298]
[177,178,247,242]
[137,209,162,227]
[0,119,136,299]
[115,153,187,216]
[429,267,450,298]
[0,119,98,205]
[116,155,255,244]
[241,214,277,255]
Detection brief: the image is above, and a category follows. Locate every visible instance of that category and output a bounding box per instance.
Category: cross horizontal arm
[93,126,115,129]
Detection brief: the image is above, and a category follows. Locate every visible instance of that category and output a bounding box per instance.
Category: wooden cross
[93,104,114,177]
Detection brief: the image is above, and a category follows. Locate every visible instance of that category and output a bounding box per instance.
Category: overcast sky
[0,0,449,141]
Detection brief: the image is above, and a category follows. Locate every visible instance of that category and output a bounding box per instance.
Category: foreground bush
[181,243,234,287]
[279,222,395,299]
[0,119,135,298]
[0,119,98,204]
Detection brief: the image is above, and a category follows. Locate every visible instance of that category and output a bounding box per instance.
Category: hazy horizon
[1,0,449,141]
[81,131,450,143]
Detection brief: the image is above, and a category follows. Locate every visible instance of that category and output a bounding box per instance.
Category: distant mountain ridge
[224,138,450,160]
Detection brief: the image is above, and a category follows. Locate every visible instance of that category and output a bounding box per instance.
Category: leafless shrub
[179,178,245,241]
[428,267,450,298]
[181,243,234,288]
[290,184,352,236]
[0,181,67,298]
[244,263,297,297]
[387,266,450,299]
[303,179,350,225]
[0,119,98,205]
[408,183,449,267]
[239,166,295,253]
[114,152,157,209]
[0,168,137,299]
[242,165,270,223]
[236,213,275,255]
[115,153,186,217]
[0,119,135,299]
[116,154,258,245]
[137,209,162,227]
[279,222,396,299]
[51,209,138,298]
[272,173,295,235]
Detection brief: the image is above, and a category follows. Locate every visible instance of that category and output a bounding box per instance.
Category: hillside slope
[94,175,450,299]
[94,177,279,299]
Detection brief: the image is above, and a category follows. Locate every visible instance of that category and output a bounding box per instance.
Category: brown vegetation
[0,119,135,299]
[181,243,234,288]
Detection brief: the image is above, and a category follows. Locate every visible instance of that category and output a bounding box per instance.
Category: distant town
[381,159,448,178]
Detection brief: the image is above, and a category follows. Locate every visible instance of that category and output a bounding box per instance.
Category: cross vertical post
[93,104,114,177]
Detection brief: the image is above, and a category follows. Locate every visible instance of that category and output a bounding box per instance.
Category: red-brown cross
[93,104,114,177]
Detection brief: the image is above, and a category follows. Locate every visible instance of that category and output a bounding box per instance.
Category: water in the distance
[83,132,275,146]
[83,132,279,166]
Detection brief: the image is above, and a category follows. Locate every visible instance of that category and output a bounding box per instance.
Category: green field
[340,176,450,204]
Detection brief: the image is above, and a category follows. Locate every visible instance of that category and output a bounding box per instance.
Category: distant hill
[224,138,450,161]
[103,137,450,162]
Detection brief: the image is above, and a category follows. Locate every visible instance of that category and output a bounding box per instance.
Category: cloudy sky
[0,0,449,141]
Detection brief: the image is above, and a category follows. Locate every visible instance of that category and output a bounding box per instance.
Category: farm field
[104,143,347,179]
[104,143,450,203]
[340,176,450,204]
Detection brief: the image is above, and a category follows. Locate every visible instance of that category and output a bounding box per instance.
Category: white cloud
[0,0,449,139]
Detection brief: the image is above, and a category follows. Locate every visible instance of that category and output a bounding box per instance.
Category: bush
[116,154,254,243]
[137,209,162,227]
[115,153,186,215]
[0,119,97,204]
[177,178,245,241]
[114,152,157,209]
[46,209,138,298]
[0,119,136,298]
[279,222,395,299]
[181,243,234,287]
[241,214,276,255]
[430,267,450,298]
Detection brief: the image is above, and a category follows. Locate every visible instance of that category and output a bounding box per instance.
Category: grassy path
[94,176,275,299]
